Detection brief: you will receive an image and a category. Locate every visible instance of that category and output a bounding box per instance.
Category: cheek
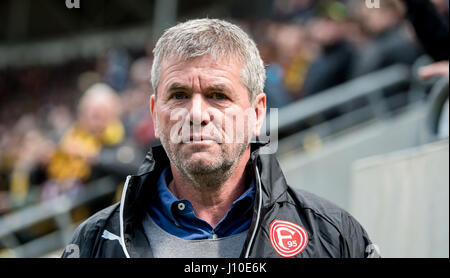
[221,108,253,142]
[154,109,171,136]
[157,107,191,139]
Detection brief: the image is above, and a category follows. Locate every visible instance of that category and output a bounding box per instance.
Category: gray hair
[151,18,266,100]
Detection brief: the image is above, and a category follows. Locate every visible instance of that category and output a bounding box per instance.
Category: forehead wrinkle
[166,72,233,92]
[160,55,247,99]
[169,81,233,97]
[168,82,190,91]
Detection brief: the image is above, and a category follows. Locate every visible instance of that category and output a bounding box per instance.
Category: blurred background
[0,0,448,258]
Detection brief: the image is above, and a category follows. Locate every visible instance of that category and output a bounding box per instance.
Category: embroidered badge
[269,219,308,258]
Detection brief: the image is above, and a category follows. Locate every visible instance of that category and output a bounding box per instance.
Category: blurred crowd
[0,51,156,216]
[0,0,448,216]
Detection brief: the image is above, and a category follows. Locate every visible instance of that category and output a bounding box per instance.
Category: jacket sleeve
[402,0,449,61]
[61,220,96,258]
[340,212,381,258]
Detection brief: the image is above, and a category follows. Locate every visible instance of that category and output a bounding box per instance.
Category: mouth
[185,134,219,144]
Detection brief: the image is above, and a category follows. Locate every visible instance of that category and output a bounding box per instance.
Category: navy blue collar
[147,166,255,240]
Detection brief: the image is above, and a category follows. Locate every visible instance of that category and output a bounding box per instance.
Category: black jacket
[61,143,379,258]
[403,0,449,61]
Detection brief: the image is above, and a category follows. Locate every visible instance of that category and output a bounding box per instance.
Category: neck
[168,148,251,227]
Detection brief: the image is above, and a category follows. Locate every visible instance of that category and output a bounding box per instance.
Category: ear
[252,93,266,137]
[150,94,160,140]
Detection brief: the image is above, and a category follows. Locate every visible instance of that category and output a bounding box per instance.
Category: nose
[189,93,212,128]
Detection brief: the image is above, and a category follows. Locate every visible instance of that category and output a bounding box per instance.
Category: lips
[188,134,217,142]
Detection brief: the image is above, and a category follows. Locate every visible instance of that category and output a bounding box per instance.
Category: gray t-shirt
[142,213,248,258]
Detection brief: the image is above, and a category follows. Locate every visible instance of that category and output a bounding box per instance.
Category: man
[62,18,379,258]
[350,0,421,78]
[44,83,124,200]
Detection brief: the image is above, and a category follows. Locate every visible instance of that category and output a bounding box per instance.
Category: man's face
[150,55,265,179]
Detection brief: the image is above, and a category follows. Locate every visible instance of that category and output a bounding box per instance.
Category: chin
[184,158,219,173]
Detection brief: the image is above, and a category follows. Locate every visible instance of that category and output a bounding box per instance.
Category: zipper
[119,175,132,258]
[244,164,263,258]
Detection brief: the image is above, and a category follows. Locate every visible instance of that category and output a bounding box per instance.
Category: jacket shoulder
[82,202,120,228]
[289,187,348,218]
[288,187,376,257]
[61,202,120,258]
[289,187,350,235]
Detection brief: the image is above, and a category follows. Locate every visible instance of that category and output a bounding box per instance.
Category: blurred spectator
[97,48,131,92]
[44,105,73,143]
[0,115,55,210]
[120,56,156,150]
[350,0,422,77]
[272,0,316,22]
[419,61,450,80]
[301,0,356,97]
[42,83,124,201]
[9,126,55,206]
[263,21,313,108]
[261,22,295,109]
[401,0,449,62]
[399,0,449,140]
[430,0,449,18]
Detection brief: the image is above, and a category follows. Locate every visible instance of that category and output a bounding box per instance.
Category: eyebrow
[167,82,231,94]
[168,82,190,92]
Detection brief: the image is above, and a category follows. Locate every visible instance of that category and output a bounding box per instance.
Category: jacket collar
[120,141,290,257]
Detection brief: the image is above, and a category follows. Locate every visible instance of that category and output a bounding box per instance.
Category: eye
[172,92,187,100]
[212,93,227,100]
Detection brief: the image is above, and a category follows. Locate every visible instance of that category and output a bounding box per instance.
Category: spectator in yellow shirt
[43,83,124,200]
